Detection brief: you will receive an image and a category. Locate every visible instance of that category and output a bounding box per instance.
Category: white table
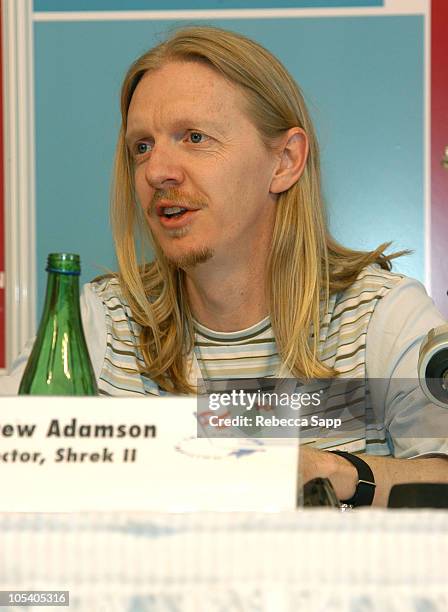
[1,509,448,611]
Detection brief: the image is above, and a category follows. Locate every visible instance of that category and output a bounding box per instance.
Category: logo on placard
[174,436,266,460]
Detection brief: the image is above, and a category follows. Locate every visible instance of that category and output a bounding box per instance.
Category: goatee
[167,247,214,269]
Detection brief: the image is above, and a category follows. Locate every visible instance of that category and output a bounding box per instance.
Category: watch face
[303,477,340,507]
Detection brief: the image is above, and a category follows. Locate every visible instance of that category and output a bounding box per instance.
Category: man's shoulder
[329,264,407,324]
[85,274,128,307]
[84,274,146,341]
[338,264,405,302]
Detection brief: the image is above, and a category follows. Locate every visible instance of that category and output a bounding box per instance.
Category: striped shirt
[190,266,404,455]
[194,316,280,380]
[89,265,411,456]
[2,264,446,459]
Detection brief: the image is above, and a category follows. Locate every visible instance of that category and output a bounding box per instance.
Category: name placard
[0,397,299,512]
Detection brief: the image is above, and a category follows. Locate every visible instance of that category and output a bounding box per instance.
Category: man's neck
[184,256,269,332]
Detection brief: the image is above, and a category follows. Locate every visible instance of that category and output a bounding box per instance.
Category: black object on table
[388,483,448,508]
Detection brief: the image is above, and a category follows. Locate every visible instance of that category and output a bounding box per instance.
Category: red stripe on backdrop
[431,0,448,318]
[0,0,5,368]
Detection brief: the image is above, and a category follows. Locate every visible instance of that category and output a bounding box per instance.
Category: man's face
[126,60,279,269]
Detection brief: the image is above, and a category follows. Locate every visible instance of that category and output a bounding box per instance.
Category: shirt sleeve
[0,283,107,395]
[366,276,448,458]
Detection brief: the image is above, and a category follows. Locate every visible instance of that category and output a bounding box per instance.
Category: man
[3,26,448,506]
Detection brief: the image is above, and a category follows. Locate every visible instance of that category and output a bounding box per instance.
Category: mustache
[149,188,208,212]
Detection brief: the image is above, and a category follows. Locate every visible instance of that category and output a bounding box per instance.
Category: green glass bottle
[19,253,98,395]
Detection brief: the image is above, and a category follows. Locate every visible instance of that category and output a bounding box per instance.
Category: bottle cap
[46,253,81,276]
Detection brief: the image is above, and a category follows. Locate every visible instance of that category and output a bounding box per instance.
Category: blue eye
[189,132,205,144]
[135,141,152,155]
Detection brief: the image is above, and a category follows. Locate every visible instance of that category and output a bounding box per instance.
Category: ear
[269,128,309,194]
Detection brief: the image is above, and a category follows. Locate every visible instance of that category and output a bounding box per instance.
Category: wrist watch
[330,450,376,507]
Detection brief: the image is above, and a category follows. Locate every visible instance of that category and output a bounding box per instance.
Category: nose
[143,141,184,190]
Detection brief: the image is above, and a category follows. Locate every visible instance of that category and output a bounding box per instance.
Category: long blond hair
[111,26,404,393]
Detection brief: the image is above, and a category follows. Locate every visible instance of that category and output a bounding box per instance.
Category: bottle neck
[41,270,82,323]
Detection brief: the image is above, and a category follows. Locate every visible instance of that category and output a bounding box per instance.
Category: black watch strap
[330,451,376,507]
